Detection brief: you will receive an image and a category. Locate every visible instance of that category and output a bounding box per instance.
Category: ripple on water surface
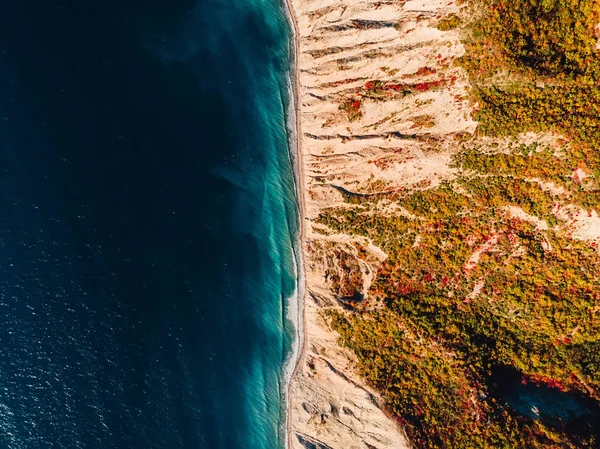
[0,0,297,447]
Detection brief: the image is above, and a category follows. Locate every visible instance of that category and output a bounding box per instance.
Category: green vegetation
[460,0,600,153]
[317,1,600,447]
[320,146,600,447]
[339,98,363,121]
[323,243,364,298]
[467,0,600,77]
[436,14,462,31]
[410,114,436,129]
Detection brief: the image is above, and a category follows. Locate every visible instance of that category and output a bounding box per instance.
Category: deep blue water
[0,1,298,448]
[492,368,600,439]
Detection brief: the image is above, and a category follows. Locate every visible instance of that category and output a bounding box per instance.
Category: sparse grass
[436,14,462,31]
[339,98,363,121]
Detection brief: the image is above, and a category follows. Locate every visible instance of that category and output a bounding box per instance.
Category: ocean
[0,1,299,448]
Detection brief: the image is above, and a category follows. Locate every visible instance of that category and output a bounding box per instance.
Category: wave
[280,0,305,446]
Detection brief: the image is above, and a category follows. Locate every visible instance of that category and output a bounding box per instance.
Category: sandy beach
[282,0,477,447]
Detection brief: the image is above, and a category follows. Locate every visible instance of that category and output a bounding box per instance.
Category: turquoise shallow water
[0,0,298,448]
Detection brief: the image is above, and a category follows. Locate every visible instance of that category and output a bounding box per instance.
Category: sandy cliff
[287,0,476,448]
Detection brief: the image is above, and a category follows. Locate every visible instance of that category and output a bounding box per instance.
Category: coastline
[280,0,477,447]
[281,0,307,446]
[280,0,414,447]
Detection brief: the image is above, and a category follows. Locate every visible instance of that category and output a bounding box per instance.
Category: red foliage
[522,374,567,392]
[398,283,416,296]
[415,66,437,76]
[412,79,447,92]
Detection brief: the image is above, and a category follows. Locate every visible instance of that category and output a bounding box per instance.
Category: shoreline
[281,0,307,447]
[278,1,417,448]
[277,0,470,447]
